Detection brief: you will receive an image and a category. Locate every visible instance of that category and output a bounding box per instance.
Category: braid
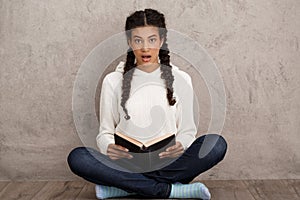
[121,48,135,120]
[122,9,176,120]
[159,39,177,106]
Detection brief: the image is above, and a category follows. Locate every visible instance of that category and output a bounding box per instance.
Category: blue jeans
[67,134,227,198]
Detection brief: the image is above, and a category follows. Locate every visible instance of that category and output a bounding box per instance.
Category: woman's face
[128,26,164,67]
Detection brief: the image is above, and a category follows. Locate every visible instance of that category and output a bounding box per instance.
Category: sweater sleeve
[175,74,197,150]
[96,75,119,155]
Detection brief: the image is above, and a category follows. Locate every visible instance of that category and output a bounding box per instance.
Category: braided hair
[122,9,176,120]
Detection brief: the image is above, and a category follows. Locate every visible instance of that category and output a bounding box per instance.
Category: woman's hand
[107,144,133,160]
[159,141,184,158]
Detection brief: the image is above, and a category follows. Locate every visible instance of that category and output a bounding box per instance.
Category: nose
[141,41,150,51]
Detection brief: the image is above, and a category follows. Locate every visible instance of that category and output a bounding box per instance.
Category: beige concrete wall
[0,0,299,180]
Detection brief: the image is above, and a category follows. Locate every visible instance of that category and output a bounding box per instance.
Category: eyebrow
[133,34,158,39]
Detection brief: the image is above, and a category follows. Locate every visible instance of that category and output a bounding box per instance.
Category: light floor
[0,180,299,200]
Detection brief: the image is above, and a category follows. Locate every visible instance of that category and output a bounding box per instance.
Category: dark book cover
[114,132,176,170]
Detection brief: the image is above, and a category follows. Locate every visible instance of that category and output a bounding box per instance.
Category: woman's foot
[169,182,211,200]
[95,184,137,199]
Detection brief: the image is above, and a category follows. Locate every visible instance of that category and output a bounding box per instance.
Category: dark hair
[121,8,176,120]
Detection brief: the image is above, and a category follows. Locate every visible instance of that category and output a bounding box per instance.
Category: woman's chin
[137,61,158,67]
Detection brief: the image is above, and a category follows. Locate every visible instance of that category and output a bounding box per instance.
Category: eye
[134,39,142,44]
[149,38,157,43]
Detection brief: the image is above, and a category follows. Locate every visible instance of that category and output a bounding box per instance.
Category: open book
[114,131,175,152]
[114,132,176,170]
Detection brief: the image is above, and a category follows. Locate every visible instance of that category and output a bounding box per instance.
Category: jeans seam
[164,183,171,198]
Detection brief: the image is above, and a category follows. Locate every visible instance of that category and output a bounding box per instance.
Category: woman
[67,9,227,200]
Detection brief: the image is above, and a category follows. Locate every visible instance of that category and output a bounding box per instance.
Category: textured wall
[0,0,299,180]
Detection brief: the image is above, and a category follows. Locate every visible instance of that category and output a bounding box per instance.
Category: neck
[136,63,160,73]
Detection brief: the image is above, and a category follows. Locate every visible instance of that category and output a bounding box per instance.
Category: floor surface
[0,179,299,199]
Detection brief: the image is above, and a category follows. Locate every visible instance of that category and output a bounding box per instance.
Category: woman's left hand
[159,141,184,158]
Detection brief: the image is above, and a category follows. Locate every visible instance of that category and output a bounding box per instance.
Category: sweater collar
[134,65,161,76]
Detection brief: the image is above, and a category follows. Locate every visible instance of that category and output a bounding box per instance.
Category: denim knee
[67,147,88,175]
[217,135,227,160]
[196,134,227,161]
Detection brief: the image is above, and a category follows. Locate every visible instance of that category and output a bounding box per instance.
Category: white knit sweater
[96,61,197,155]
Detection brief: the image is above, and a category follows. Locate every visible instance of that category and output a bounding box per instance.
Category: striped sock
[169,182,211,200]
[95,184,137,199]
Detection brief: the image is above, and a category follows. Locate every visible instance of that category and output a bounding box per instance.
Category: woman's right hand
[107,144,133,160]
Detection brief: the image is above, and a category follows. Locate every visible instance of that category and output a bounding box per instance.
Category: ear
[127,39,132,48]
[160,37,165,47]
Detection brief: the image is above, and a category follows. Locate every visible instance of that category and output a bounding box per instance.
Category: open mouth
[141,55,151,62]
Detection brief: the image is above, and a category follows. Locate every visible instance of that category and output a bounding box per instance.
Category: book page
[144,133,174,147]
[115,132,144,149]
